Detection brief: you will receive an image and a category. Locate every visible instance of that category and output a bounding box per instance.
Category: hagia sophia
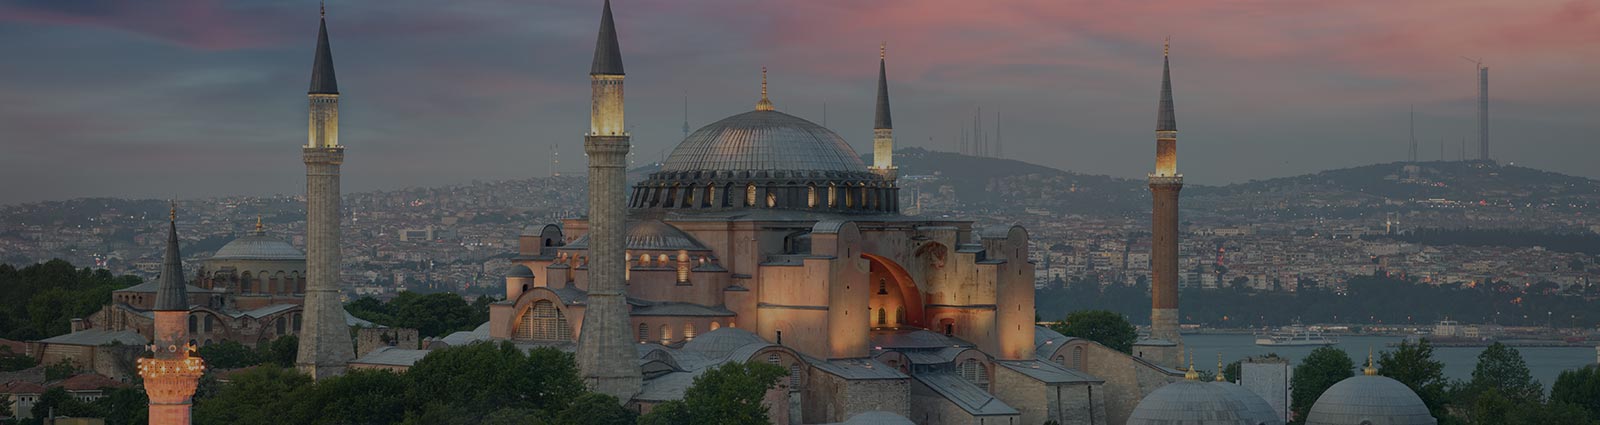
[28,1,1440,424]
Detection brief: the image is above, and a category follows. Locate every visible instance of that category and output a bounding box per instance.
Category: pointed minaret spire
[756,67,775,111]
[155,202,187,311]
[590,0,625,76]
[870,43,898,184]
[308,3,338,95]
[1157,36,1175,133]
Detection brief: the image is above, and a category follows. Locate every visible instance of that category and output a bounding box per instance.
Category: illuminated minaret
[138,204,204,425]
[870,42,897,181]
[296,4,355,380]
[1135,38,1185,368]
[575,0,642,402]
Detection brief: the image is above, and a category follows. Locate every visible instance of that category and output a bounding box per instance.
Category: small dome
[566,220,709,252]
[1129,380,1278,425]
[1210,382,1285,425]
[211,231,304,261]
[1306,375,1436,425]
[661,110,867,174]
[508,265,534,278]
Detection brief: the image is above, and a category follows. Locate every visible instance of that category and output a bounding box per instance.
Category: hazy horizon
[3,0,1597,203]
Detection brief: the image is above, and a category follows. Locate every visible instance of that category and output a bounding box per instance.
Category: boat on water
[1255,325,1339,346]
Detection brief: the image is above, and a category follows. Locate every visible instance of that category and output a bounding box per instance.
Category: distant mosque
[40,1,1438,424]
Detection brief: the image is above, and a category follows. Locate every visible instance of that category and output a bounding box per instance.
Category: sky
[2,0,1598,204]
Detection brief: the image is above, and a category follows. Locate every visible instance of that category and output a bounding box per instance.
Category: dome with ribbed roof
[661,110,867,174]
[1306,375,1435,425]
[212,231,304,261]
[1128,379,1283,425]
[565,219,709,252]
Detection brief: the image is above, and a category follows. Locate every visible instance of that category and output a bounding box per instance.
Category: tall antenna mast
[682,94,690,140]
[995,108,1003,159]
[1462,56,1488,161]
[1408,106,1417,162]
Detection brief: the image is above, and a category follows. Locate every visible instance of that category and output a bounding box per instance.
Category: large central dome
[660,110,867,173]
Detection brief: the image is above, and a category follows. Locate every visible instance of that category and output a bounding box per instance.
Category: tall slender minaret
[1135,38,1185,369]
[138,204,204,425]
[296,3,355,380]
[870,42,897,180]
[576,0,642,402]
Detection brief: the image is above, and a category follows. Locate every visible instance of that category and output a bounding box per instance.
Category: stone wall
[355,327,419,357]
[802,369,909,423]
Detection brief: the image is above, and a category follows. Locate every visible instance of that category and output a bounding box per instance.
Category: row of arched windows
[228,270,305,295]
[637,321,722,344]
[630,180,896,213]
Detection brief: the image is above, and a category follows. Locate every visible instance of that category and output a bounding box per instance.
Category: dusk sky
[2,0,1596,204]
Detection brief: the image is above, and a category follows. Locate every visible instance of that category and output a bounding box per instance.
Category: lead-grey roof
[1128,380,1262,425]
[38,329,147,347]
[1211,382,1286,425]
[154,218,187,311]
[994,360,1103,384]
[564,220,709,252]
[660,110,867,173]
[914,373,1019,416]
[589,0,624,75]
[351,347,431,367]
[631,302,736,317]
[830,411,915,425]
[211,231,305,261]
[309,16,338,94]
[1305,375,1436,425]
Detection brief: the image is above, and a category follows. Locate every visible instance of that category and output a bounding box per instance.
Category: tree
[196,340,263,369]
[345,292,480,338]
[44,358,79,381]
[1377,339,1452,419]
[93,386,149,425]
[1223,360,1242,383]
[1552,365,1600,419]
[1050,310,1138,353]
[259,335,299,367]
[554,392,636,425]
[283,368,410,425]
[402,342,584,421]
[1291,346,1354,424]
[638,361,788,425]
[33,386,101,420]
[1466,342,1543,405]
[0,260,140,340]
[193,365,313,425]
[0,345,38,372]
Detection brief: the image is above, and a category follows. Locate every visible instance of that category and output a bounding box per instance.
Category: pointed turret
[875,44,893,130]
[1156,40,1175,132]
[154,204,188,311]
[308,5,338,95]
[590,0,625,76]
[755,67,774,111]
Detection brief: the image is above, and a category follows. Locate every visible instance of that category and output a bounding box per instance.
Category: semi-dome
[1128,379,1278,425]
[1305,374,1435,425]
[211,230,304,261]
[565,219,710,252]
[508,264,535,278]
[661,109,867,174]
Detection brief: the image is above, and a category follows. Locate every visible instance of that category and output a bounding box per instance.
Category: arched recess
[513,299,573,341]
[860,253,924,328]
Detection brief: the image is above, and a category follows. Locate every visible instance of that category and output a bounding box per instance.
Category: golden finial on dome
[880,42,886,60]
[1215,353,1226,382]
[255,214,264,232]
[1164,36,1170,57]
[1364,347,1378,376]
[1184,351,1199,381]
[756,67,774,111]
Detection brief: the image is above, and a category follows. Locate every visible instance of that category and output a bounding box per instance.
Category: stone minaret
[1136,39,1185,368]
[870,43,897,181]
[575,0,642,402]
[138,205,204,425]
[296,5,354,380]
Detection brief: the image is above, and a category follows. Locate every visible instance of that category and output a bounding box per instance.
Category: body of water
[1183,334,1599,391]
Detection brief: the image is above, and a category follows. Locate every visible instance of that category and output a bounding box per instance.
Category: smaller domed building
[1305,358,1436,425]
[1126,364,1284,425]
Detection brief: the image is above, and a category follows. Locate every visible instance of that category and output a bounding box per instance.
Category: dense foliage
[1048,310,1138,353]
[191,342,630,425]
[1289,346,1354,424]
[638,361,788,425]
[0,260,141,340]
[193,335,297,370]
[1037,274,1600,328]
[1376,339,1452,420]
[1551,365,1600,420]
[345,292,493,338]
[24,386,148,425]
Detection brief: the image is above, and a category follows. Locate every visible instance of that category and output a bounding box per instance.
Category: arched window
[682,184,695,207]
[877,308,886,325]
[1072,346,1086,370]
[878,278,888,295]
[710,322,720,331]
[663,184,678,207]
[683,323,696,341]
[768,353,781,365]
[275,317,287,335]
[896,307,905,324]
[204,315,213,332]
[766,192,777,208]
[638,323,650,342]
[293,313,302,332]
[960,359,988,387]
[188,315,198,333]
[640,253,651,266]
[657,254,670,265]
[204,339,213,346]
[659,324,672,344]
[745,184,757,206]
[827,184,837,207]
[807,184,817,208]
[789,364,801,388]
[514,300,573,341]
[704,185,715,207]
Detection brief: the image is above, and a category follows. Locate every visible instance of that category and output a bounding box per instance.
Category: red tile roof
[56,373,127,391]
[0,380,47,394]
